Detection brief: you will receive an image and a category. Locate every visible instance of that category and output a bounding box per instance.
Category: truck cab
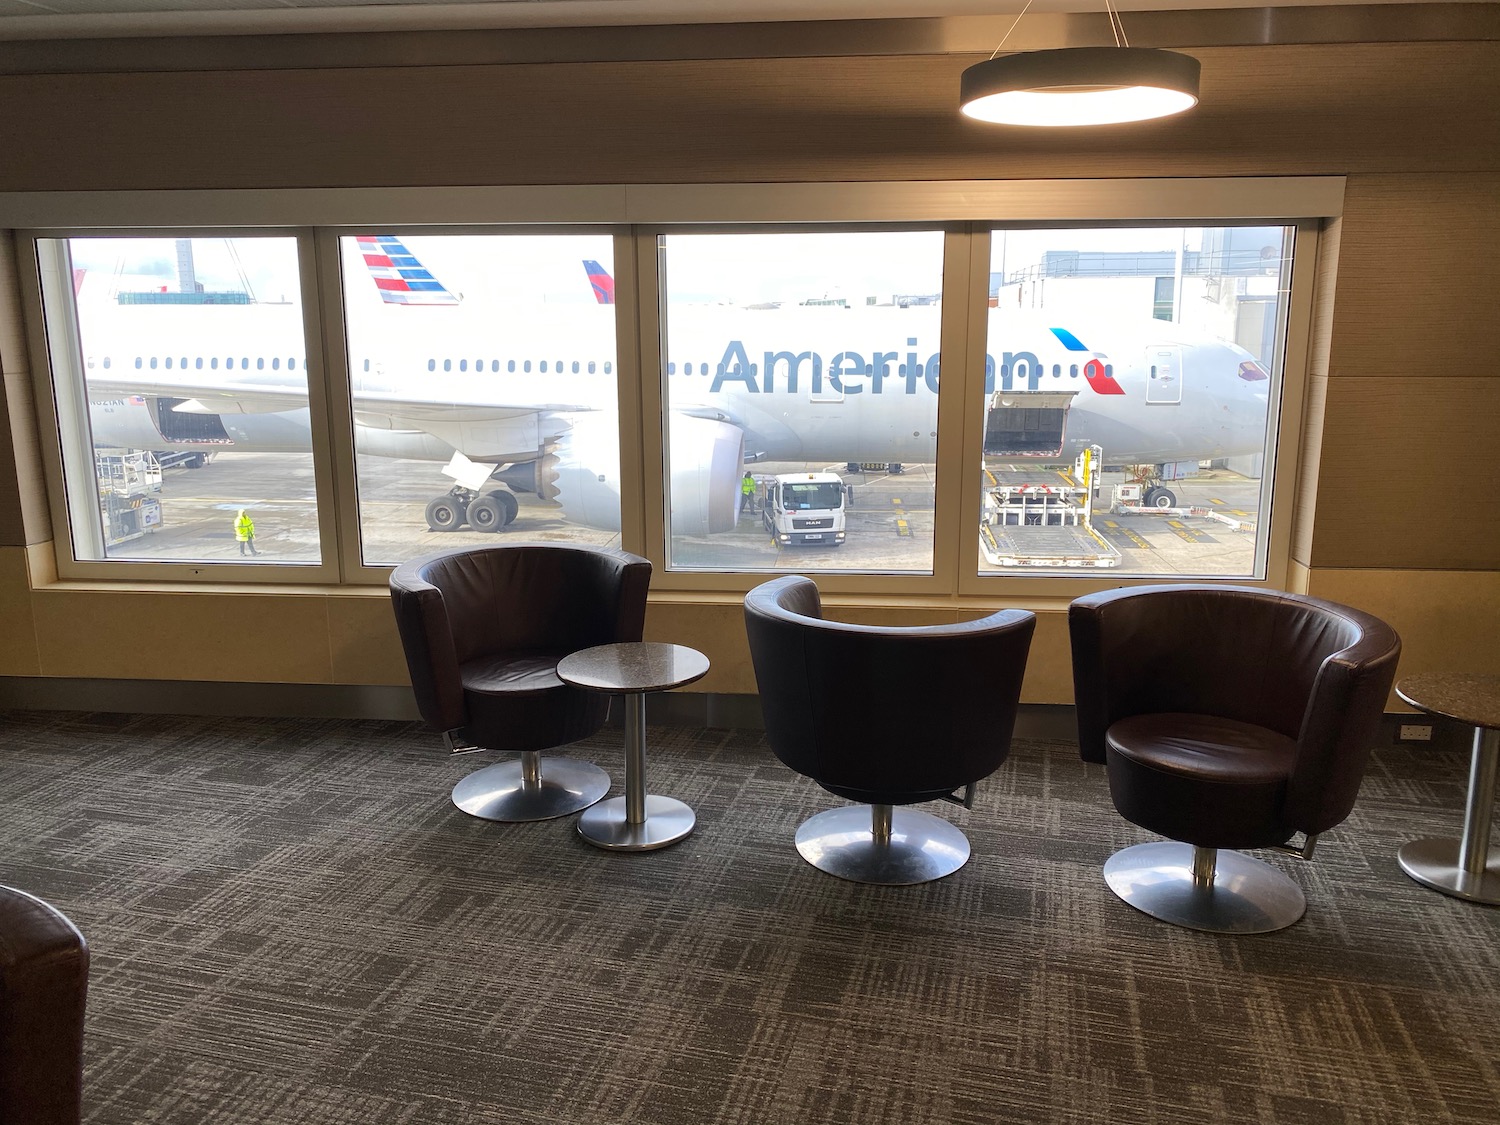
[762,471,848,546]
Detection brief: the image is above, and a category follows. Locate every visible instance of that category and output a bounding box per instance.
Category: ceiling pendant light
[960,1,1201,128]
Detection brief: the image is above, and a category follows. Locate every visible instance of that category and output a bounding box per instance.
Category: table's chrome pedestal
[1398,726,1500,905]
[577,694,696,851]
[558,642,709,854]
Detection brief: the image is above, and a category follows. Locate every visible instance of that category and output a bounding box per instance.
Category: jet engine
[536,412,743,536]
[664,414,745,536]
[538,413,625,533]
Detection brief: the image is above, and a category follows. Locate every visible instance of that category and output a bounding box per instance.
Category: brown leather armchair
[1069,584,1401,933]
[745,575,1035,885]
[1,885,89,1125]
[390,543,652,822]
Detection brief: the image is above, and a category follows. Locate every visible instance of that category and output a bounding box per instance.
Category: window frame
[20,226,343,584]
[6,178,1340,595]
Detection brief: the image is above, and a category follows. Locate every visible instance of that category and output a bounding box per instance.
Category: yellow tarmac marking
[1166,520,1212,543]
[896,519,911,538]
[1210,497,1226,505]
[1102,519,1151,549]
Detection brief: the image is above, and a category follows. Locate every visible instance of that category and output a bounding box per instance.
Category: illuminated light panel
[961,47,1200,127]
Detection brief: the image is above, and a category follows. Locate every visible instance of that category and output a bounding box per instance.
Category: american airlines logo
[702,333,1120,396]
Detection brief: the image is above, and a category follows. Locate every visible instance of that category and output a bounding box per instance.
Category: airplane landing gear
[425,486,519,532]
[467,491,519,532]
[425,489,471,532]
[1143,486,1177,509]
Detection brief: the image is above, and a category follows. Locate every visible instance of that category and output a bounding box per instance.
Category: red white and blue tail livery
[355,235,461,305]
[583,260,615,305]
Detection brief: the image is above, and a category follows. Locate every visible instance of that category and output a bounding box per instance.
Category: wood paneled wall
[1,30,1497,697]
[0,43,1497,191]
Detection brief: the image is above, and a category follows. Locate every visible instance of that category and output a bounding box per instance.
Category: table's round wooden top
[557,641,710,695]
[1396,673,1500,730]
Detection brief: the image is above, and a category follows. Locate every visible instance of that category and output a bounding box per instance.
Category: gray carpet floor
[2,709,1498,1125]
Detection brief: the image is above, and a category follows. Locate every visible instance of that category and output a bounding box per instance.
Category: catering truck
[762,471,848,547]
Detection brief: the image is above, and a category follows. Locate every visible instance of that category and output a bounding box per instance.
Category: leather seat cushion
[1104,712,1299,850]
[459,651,607,752]
[461,651,569,696]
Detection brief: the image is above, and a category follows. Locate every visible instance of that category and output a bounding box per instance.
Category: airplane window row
[125,356,301,372]
[422,358,613,375]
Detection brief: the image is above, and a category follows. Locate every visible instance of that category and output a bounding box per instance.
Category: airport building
[0,4,1497,1124]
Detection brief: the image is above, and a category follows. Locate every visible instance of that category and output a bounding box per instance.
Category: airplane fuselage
[78,301,1269,532]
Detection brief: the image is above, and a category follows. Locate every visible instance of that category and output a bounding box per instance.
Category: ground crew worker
[234,508,259,556]
[741,472,757,514]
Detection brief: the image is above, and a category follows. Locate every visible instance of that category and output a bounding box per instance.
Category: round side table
[1395,673,1500,905]
[557,641,709,852]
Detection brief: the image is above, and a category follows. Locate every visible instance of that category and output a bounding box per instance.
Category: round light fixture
[960,46,1201,127]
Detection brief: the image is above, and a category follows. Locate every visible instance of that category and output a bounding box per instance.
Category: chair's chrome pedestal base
[451,754,610,822]
[1398,838,1500,905]
[795,805,970,885]
[1104,841,1306,933]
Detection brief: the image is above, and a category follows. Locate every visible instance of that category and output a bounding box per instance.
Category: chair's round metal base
[1398,838,1500,905]
[794,806,971,885]
[451,758,610,823]
[577,795,696,851]
[1103,841,1307,933]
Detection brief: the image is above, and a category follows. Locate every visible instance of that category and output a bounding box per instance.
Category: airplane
[77,238,1271,537]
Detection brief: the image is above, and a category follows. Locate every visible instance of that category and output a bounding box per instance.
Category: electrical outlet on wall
[1399,724,1434,742]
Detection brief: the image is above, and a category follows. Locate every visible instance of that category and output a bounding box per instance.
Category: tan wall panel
[0,545,40,676]
[1018,610,1074,707]
[32,589,334,682]
[1290,215,1342,566]
[0,234,51,548]
[1329,174,1500,379]
[1290,374,1328,568]
[0,42,1497,192]
[1306,568,1500,703]
[328,592,409,686]
[1308,376,1500,569]
[644,599,751,696]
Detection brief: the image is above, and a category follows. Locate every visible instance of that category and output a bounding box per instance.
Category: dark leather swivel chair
[390,543,652,822]
[1069,584,1401,933]
[744,575,1035,885]
[1,885,89,1125]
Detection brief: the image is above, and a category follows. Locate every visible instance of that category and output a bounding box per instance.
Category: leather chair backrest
[0,886,88,1125]
[745,575,1036,804]
[1070,583,1401,834]
[390,543,652,732]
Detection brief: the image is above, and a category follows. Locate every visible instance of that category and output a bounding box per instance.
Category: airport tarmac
[98,451,1263,578]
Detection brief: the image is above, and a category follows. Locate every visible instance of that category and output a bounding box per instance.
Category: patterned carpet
[2,708,1498,1125]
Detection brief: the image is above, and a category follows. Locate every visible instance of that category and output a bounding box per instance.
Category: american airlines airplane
[77,236,1271,536]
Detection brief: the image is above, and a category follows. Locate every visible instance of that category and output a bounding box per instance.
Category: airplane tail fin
[355,235,461,305]
[583,260,615,305]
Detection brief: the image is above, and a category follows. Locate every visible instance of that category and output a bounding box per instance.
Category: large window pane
[978,225,1289,578]
[659,230,946,573]
[40,236,319,564]
[338,234,622,566]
